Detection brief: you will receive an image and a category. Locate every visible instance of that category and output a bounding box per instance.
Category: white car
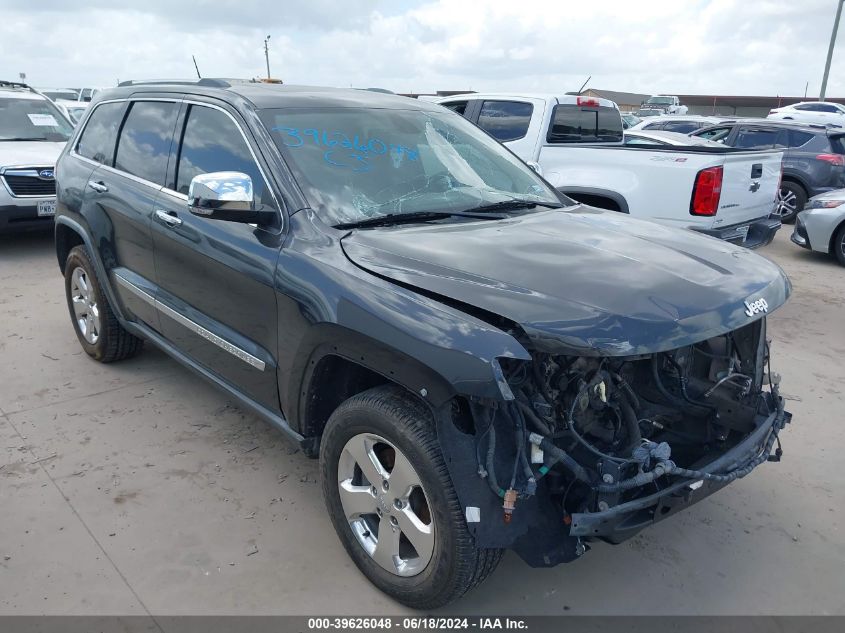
[435,92,784,247]
[768,101,845,127]
[54,99,89,125]
[630,114,735,134]
[624,129,728,147]
[639,95,689,115]
[0,81,73,232]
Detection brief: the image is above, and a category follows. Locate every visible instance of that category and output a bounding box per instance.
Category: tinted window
[733,128,779,149]
[76,101,127,165]
[443,101,468,115]
[788,130,814,148]
[642,122,664,130]
[477,101,533,142]
[696,126,732,141]
[829,135,845,154]
[176,105,270,206]
[114,101,179,186]
[794,104,816,111]
[548,105,623,143]
[662,120,703,133]
[817,104,840,113]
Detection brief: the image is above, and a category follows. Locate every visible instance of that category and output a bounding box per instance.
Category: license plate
[736,224,750,243]
[37,200,56,217]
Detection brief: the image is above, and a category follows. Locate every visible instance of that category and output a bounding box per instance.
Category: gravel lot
[0,228,843,616]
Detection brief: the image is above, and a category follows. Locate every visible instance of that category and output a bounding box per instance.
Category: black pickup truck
[54,80,792,609]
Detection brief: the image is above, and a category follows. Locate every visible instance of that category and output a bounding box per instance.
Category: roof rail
[116,78,235,88]
[0,80,35,91]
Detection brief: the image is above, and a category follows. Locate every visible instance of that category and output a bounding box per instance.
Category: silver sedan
[791,189,845,266]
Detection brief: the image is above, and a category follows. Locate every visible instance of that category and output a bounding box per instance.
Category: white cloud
[1,0,843,97]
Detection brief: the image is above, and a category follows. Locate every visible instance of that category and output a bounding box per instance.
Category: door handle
[88,180,108,193]
[155,209,182,227]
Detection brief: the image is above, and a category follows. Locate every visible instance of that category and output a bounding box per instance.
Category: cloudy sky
[1,0,843,97]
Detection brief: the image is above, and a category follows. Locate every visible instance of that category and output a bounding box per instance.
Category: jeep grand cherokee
[54,79,792,609]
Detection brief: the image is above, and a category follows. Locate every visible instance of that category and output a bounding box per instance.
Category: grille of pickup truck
[2,170,56,197]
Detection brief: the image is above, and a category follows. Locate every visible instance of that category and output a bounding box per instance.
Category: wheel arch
[828,217,845,256]
[559,186,629,213]
[54,216,127,322]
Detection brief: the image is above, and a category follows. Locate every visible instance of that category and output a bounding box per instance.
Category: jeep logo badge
[744,297,768,317]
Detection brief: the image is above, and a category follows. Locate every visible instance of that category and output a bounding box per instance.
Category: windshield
[0,97,74,141]
[260,107,561,226]
[647,97,674,105]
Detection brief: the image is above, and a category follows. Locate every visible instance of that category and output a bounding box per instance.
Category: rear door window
[76,101,127,165]
[733,127,779,149]
[787,130,815,148]
[477,100,533,142]
[695,126,732,141]
[547,104,623,143]
[662,120,703,133]
[442,101,469,115]
[114,101,180,186]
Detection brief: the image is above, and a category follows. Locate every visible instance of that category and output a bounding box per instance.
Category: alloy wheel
[70,267,101,344]
[337,432,434,577]
[775,187,798,219]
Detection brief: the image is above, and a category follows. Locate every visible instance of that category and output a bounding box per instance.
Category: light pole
[820,0,844,101]
[264,35,271,80]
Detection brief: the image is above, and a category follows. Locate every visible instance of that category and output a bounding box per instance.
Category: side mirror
[188,172,266,223]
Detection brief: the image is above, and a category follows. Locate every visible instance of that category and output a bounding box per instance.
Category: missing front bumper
[569,403,791,543]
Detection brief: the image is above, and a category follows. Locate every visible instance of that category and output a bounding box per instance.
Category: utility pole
[820,0,844,101]
[264,35,271,80]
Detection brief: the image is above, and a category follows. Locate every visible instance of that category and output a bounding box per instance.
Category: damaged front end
[440,317,791,567]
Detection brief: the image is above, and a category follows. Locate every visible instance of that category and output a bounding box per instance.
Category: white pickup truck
[639,94,689,116]
[435,93,783,247]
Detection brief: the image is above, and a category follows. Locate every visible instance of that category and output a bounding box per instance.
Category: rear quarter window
[76,101,128,165]
[477,100,533,142]
[547,105,623,144]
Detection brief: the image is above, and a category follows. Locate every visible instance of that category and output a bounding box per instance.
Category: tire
[320,385,503,609]
[64,245,143,362]
[834,224,845,267]
[774,181,807,224]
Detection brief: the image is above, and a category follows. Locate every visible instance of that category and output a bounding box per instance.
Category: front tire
[775,182,806,224]
[64,246,143,362]
[320,386,503,609]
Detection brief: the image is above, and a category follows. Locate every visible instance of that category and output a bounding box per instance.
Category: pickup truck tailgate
[710,150,782,230]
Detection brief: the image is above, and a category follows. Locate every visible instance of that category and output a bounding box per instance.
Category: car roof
[638,114,729,123]
[717,118,844,134]
[103,79,441,112]
[626,129,724,146]
[434,93,619,109]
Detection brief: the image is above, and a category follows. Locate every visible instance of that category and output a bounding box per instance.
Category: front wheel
[320,386,502,609]
[774,182,806,224]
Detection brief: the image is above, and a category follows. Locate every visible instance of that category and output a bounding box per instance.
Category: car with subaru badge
[53,80,793,608]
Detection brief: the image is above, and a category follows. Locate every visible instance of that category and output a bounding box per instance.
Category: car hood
[340,207,791,356]
[0,141,65,169]
[809,188,845,202]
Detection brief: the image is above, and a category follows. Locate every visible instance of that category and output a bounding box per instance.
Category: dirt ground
[0,228,843,616]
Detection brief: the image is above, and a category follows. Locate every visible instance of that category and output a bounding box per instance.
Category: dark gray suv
[53,79,793,608]
[692,119,845,222]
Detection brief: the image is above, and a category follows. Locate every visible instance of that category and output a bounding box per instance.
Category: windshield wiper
[334,210,506,230]
[466,199,564,214]
[0,137,50,142]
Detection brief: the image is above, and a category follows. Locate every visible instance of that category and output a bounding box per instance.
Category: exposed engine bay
[462,318,790,555]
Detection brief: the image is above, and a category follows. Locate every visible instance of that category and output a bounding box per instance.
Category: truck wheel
[834,224,845,267]
[775,182,806,224]
[320,385,503,609]
[64,246,143,362]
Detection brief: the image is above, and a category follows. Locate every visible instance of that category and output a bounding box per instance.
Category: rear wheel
[834,224,845,266]
[64,246,143,362]
[320,386,503,609]
[774,182,806,224]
